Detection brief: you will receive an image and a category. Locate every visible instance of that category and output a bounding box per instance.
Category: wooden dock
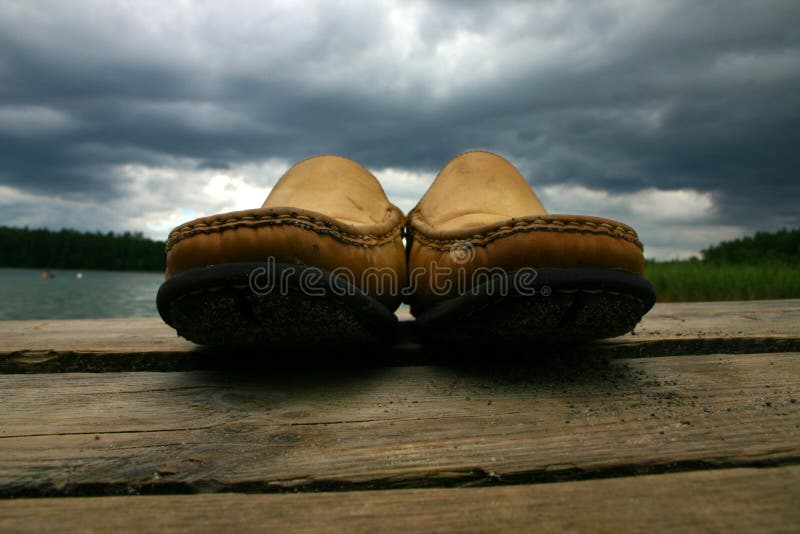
[1,300,799,532]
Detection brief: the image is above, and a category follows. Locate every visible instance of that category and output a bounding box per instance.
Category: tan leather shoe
[157,155,407,346]
[406,150,655,342]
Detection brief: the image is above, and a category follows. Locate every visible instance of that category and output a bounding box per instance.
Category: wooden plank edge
[3,450,799,499]
[2,335,800,373]
[1,466,798,532]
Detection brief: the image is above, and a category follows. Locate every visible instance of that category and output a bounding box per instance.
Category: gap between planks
[0,466,798,533]
[1,299,800,373]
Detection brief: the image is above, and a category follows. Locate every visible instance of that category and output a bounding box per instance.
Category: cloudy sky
[1,0,798,259]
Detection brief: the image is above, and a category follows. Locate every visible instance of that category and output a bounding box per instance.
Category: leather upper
[407,151,646,312]
[165,155,407,310]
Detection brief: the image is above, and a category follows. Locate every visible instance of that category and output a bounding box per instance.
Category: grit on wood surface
[1,353,798,496]
[1,466,797,533]
[1,300,799,373]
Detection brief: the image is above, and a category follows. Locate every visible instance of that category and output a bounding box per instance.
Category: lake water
[0,268,164,320]
[0,267,412,320]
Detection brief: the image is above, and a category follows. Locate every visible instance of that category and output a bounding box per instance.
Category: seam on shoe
[411,211,639,239]
[409,217,643,250]
[166,213,405,252]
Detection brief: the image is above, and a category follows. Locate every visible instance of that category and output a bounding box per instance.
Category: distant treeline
[701,227,800,264]
[1,225,797,275]
[0,226,166,272]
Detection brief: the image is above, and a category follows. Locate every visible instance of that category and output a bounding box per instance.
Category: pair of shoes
[157,151,655,346]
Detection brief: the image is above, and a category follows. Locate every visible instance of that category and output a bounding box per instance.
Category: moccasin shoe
[406,150,655,343]
[157,155,407,346]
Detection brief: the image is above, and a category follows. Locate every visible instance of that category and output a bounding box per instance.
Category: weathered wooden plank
[0,467,798,533]
[599,298,800,358]
[1,353,797,496]
[1,300,799,373]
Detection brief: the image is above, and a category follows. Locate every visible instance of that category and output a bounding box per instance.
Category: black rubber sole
[413,268,656,345]
[157,262,398,347]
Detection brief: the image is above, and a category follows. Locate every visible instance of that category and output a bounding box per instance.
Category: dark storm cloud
[1,0,799,232]
[197,161,231,171]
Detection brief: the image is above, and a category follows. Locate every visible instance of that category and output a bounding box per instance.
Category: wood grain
[1,353,798,496]
[0,466,797,533]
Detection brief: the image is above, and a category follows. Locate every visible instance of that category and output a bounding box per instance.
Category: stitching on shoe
[410,214,643,250]
[166,213,405,252]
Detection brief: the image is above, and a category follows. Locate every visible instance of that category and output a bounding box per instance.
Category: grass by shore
[645,260,800,302]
